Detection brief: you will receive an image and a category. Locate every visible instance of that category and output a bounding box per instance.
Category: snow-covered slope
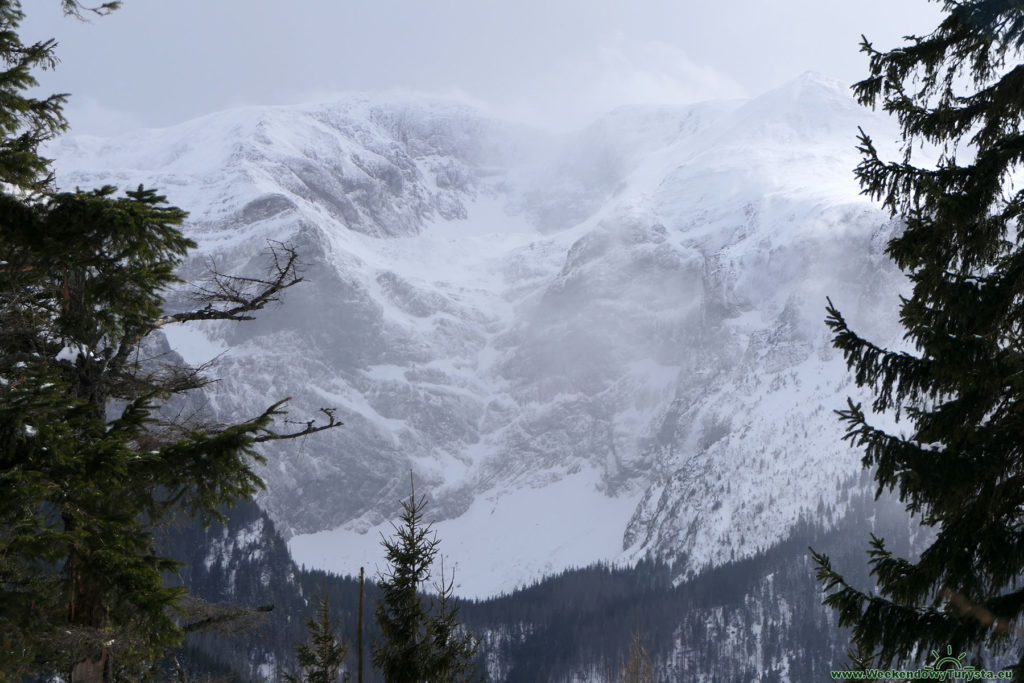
[52,72,905,597]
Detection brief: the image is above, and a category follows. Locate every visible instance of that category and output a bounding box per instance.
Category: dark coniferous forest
[161,471,916,682]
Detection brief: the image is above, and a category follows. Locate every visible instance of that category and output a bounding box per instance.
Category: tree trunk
[63,266,112,683]
[66,514,110,683]
[71,650,109,683]
[358,566,365,683]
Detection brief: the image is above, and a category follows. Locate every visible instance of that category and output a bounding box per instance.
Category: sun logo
[924,645,975,672]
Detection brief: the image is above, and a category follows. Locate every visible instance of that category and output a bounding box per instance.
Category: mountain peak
[793,70,851,91]
[51,82,902,596]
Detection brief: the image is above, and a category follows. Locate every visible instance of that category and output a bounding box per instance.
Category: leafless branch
[156,242,302,327]
[108,360,219,404]
[253,407,342,443]
[178,595,274,635]
[61,1,121,19]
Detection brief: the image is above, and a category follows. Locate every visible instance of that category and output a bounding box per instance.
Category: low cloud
[498,33,748,130]
[61,96,143,137]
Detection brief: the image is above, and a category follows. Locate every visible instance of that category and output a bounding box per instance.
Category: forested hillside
[164,474,916,682]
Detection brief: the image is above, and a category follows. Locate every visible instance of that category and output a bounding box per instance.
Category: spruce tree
[426,556,480,683]
[372,478,480,683]
[812,0,1024,674]
[284,591,350,683]
[0,2,339,680]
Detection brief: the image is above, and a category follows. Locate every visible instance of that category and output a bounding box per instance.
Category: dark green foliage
[284,591,350,683]
[425,558,480,683]
[0,1,66,193]
[373,486,436,680]
[372,481,480,683]
[0,176,288,676]
[814,0,1024,674]
[0,2,337,678]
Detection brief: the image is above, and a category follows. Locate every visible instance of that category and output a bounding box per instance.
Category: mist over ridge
[50,71,906,597]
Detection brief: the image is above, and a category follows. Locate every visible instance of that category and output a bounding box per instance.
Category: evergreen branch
[821,1,1024,675]
[0,351,37,369]
[826,297,930,413]
[811,546,962,669]
[942,589,1016,635]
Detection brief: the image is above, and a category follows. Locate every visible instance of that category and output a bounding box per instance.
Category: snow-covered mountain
[52,72,906,597]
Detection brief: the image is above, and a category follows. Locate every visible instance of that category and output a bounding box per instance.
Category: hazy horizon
[24,1,941,136]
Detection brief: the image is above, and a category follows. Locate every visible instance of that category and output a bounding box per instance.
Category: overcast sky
[23,1,942,135]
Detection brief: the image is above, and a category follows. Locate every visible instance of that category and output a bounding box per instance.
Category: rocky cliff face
[52,72,906,596]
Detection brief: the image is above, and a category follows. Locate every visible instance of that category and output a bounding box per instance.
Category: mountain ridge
[50,72,905,597]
